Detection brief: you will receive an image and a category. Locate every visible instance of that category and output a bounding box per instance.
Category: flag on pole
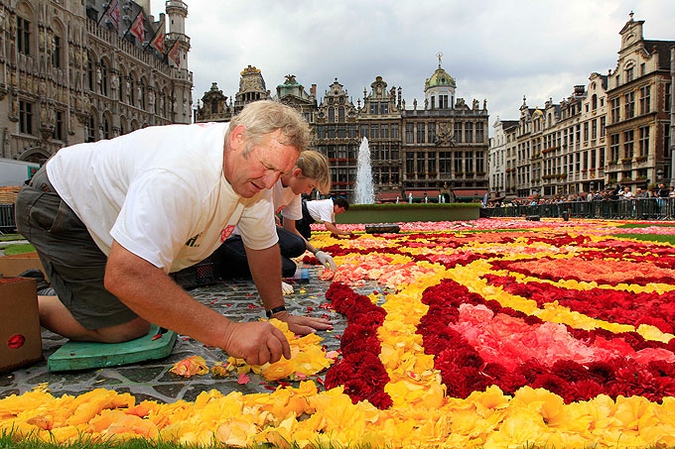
[149,18,165,53]
[100,0,120,30]
[168,40,181,67]
[129,11,145,43]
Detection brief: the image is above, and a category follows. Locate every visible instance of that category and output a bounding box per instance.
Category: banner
[168,40,181,67]
[129,12,145,43]
[149,18,165,53]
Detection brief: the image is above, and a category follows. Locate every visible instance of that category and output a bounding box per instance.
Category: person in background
[619,186,633,200]
[214,150,337,293]
[15,100,331,366]
[296,197,353,240]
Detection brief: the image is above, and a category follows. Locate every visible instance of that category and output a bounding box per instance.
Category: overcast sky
[151,0,675,132]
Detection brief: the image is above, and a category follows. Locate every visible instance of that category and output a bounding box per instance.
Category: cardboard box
[0,277,43,372]
[0,252,45,278]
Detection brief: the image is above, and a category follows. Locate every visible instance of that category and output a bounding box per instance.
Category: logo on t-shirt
[185,233,202,248]
[221,225,236,242]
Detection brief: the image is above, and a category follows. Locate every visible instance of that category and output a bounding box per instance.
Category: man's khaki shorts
[14,166,138,329]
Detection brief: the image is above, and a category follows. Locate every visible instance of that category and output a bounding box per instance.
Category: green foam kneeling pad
[47,324,176,372]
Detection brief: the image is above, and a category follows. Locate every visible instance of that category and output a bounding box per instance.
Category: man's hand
[272,310,332,335]
[315,251,337,270]
[222,321,291,365]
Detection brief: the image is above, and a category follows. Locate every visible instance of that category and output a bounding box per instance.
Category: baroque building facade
[490,14,674,199]
[0,0,192,166]
[195,58,490,202]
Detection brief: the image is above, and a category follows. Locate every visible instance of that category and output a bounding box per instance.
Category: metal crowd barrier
[0,204,15,232]
[482,198,675,220]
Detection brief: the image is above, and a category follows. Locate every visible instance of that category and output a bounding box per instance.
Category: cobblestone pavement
[0,265,360,403]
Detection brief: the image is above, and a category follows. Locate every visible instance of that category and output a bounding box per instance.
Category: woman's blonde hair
[295,150,331,194]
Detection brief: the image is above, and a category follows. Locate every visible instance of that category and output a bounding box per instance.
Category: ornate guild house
[195,56,490,203]
[0,0,192,165]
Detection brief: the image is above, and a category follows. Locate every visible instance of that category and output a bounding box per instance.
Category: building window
[454,151,463,173]
[328,107,335,123]
[583,122,589,142]
[416,152,425,173]
[52,35,62,68]
[639,85,651,115]
[600,116,606,137]
[638,126,649,157]
[348,125,357,139]
[591,119,597,140]
[625,91,635,119]
[416,123,425,143]
[625,66,634,83]
[103,116,111,140]
[87,52,95,91]
[666,83,672,112]
[439,151,451,174]
[623,130,634,159]
[391,124,399,139]
[370,124,379,139]
[476,122,484,143]
[610,134,620,163]
[100,61,109,96]
[370,103,379,115]
[405,152,414,175]
[454,122,462,143]
[611,98,621,123]
[381,102,388,114]
[440,95,448,109]
[591,94,597,110]
[427,152,436,173]
[360,125,368,139]
[337,125,346,139]
[53,110,65,141]
[381,124,389,139]
[465,122,473,143]
[19,100,33,134]
[405,123,414,144]
[338,107,345,122]
[87,116,97,142]
[428,122,436,143]
[17,17,31,55]
[465,151,474,173]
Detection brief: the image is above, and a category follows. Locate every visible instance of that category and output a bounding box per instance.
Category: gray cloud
[152,0,675,130]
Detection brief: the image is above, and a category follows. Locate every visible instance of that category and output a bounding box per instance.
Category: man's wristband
[266,305,286,318]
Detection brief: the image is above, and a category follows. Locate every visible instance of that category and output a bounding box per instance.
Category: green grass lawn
[0,433,217,449]
[612,233,675,245]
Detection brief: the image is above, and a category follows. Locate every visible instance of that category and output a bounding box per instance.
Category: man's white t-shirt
[47,122,277,273]
[306,198,334,224]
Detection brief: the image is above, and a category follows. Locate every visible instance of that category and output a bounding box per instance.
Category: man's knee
[94,318,151,343]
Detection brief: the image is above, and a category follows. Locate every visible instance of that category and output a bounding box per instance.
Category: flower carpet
[3,218,675,447]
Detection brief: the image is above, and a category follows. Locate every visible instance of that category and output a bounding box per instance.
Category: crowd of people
[484,182,674,208]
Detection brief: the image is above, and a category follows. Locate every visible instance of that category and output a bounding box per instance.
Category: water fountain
[336,138,480,225]
[354,137,375,204]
